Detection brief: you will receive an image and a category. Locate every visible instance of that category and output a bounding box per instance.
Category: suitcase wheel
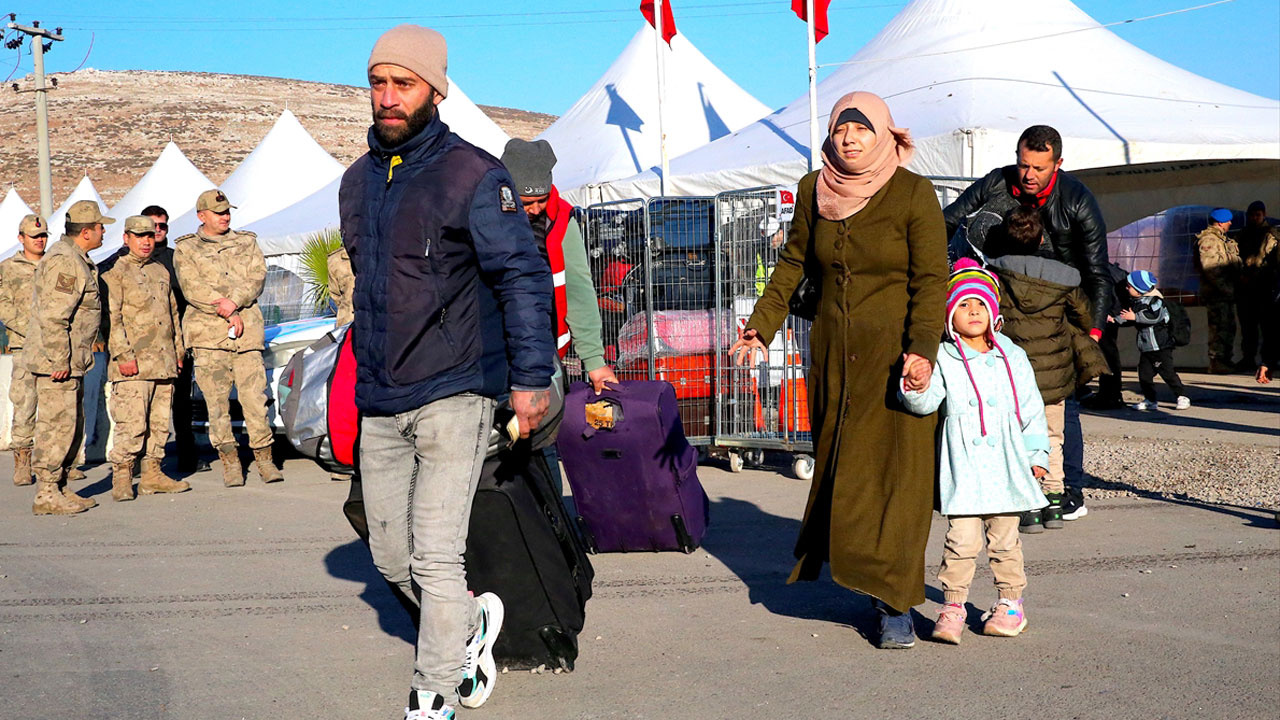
[671,514,695,554]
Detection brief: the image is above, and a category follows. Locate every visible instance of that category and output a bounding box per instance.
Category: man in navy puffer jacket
[339,25,553,720]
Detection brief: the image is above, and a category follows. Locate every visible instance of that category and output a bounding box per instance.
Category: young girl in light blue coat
[900,259,1049,643]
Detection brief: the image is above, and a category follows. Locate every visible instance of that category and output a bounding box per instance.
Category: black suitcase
[465,448,594,671]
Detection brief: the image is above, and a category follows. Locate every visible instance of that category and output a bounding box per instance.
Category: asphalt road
[0,377,1276,720]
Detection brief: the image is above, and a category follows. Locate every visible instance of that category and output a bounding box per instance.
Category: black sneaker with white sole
[1062,488,1088,520]
[458,592,504,709]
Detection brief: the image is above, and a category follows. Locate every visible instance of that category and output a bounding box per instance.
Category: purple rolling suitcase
[557,380,710,553]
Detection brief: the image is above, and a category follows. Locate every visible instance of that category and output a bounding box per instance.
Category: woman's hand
[730,329,767,367]
[901,353,932,392]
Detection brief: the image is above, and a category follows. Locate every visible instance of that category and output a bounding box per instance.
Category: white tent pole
[806,0,820,172]
[655,0,669,197]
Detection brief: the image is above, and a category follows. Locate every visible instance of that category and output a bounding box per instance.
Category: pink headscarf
[816,92,914,222]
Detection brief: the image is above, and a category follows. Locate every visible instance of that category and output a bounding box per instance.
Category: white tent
[46,175,107,239]
[243,175,340,256]
[587,0,1280,203]
[0,189,35,256]
[540,25,771,194]
[169,109,345,238]
[439,77,511,158]
[95,142,216,260]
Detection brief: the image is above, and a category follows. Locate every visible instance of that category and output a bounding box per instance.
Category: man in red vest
[501,139,617,394]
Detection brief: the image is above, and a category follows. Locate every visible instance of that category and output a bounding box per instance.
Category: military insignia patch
[499,185,517,213]
[55,273,76,294]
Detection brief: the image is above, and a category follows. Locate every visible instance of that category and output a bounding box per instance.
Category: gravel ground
[1083,436,1280,508]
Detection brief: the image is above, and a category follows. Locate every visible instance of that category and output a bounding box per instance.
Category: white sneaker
[405,690,455,720]
[1174,396,1191,410]
[457,592,504,709]
[1132,400,1156,411]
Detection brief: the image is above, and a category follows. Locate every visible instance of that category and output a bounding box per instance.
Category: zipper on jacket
[386,155,402,184]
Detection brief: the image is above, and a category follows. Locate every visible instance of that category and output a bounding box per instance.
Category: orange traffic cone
[780,328,810,432]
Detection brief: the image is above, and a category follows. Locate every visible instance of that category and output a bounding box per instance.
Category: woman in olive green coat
[732,92,947,646]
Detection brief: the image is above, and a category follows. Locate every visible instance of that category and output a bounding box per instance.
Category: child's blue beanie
[1127,270,1157,294]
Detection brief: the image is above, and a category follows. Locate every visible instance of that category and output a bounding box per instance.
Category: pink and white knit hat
[945,258,1001,340]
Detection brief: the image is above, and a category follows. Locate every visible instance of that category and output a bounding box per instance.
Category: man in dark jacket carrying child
[986,206,1108,533]
[339,25,555,720]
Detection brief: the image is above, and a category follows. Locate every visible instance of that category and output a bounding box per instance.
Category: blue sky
[9,0,1279,116]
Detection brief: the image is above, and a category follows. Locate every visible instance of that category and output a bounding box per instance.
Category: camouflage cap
[18,214,49,237]
[65,199,115,225]
[124,215,156,235]
[196,189,236,213]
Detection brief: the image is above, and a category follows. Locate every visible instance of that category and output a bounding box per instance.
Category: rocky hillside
[0,69,557,208]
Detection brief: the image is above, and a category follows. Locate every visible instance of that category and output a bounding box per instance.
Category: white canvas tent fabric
[439,77,511,158]
[540,25,771,194]
[0,189,34,257]
[586,0,1280,203]
[95,142,216,260]
[46,175,107,240]
[169,109,344,238]
[243,176,340,256]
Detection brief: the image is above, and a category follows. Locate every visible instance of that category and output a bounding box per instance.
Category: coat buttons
[972,437,982,446]
[969,398,978,407]
[986,436,997,447]
[987,398,997,407]
[848,354,858,362]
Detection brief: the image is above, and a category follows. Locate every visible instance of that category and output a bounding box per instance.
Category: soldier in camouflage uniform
[101,216,193,501]
[173,189,283,487]
[1196,208,1242,374]
[327,245,355,327]
[1,214,47,486]
[26,200,111,515]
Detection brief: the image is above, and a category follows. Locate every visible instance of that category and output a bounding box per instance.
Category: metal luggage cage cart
[564,196,722,447]
[711,186,816,481]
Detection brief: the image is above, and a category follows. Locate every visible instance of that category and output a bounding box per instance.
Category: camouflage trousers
[8,348,36,449]
[193,349,272,450]
[32,375,84,476]
[108,379,174,464]
[1203,299,1237,361]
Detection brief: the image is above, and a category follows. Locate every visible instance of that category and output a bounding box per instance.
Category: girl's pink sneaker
[981,598,1027,637]
[931,602,966,644]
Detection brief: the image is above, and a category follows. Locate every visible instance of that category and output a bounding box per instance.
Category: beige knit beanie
[368,25,449,98]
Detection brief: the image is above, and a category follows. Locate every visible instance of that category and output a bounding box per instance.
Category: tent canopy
[438,77,511,158]
[0,189,35,257]
[541,24,771,194]
[96,142,216,260]
[244,176,340,256]
[46,175,107,239]
[586,0,1280,203]
[169,109,344,238]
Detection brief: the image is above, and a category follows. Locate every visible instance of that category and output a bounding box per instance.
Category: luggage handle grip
[601,449,623,460]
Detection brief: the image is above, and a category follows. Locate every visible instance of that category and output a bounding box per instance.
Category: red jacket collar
[1010,170,1058,207]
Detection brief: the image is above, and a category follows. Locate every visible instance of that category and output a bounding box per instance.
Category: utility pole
[7,18,63,218]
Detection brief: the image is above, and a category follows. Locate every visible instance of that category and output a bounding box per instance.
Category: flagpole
[806,0,820,171]
[655,0,669,197]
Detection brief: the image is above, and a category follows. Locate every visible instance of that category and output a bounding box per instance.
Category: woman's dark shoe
[876,606,916,649]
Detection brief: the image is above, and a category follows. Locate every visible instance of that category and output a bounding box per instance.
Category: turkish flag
[792,0,830,43]
[641,0,678,45]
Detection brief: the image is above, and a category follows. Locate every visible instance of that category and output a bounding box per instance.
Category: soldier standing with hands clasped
[1,214,48,486]
[173,189,283,487]
[101,216,192,501]
[26,200,110,515]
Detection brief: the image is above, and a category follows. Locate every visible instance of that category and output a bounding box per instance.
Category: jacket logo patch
[499,186,518,213]
[55,273,77,294]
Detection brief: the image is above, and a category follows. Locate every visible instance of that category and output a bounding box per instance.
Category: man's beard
[373,99,436,147]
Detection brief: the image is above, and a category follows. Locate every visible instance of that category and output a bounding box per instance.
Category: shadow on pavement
[324,539,417,645]
[1079,406,1279,437]
[1079,472,1280,528]
[702,495,944,648]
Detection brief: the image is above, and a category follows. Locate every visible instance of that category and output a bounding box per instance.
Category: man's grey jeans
[360,392,494,705]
